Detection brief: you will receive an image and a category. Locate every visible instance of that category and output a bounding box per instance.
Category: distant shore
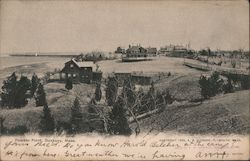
[9,54,77,57]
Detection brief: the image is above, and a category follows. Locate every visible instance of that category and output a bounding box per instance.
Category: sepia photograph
[0,0,249,160]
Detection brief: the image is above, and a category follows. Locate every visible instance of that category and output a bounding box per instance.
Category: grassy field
[0,56,249,135]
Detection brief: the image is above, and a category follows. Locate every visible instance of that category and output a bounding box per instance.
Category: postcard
[0,0,249,160]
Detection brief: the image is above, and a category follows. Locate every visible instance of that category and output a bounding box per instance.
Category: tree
[94,82,102,102]
[65,78,73,90]
[0,117,7,135]
[209,72,224,95]
[199,72,224,99]
[39,103,55,134]
[31,73,39,96]
[1,72,17,107]
[108,96,131,135]
[122,77,135,107]
[105,77,118,106]
[147,82,156,110]
[14,75,31,107]
[35,83,46,106]
[71,97,82,133]
[223,78,234,93]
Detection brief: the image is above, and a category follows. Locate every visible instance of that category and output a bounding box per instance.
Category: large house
[122,45,156,62]
[159,44,188,57]
[61,59,102,84]
[115,46,125,54]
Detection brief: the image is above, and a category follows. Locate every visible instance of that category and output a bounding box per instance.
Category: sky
[0,0,249,54]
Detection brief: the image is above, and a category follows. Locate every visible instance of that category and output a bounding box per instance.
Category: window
[70,64,74,68]
[61,73,66,78]
[73,74,76,77]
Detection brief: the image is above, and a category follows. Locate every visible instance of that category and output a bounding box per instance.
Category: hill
[133,90,250,135]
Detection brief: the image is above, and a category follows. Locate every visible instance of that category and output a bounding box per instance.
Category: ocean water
[0,56,70,70]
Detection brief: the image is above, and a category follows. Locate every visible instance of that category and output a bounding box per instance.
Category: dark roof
[146,47,157,53]
[126,46,147,54]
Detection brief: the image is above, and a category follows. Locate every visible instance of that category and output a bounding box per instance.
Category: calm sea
[0,56,70,70]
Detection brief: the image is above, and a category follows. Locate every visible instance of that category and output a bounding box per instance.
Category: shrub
[55,121,72,134]
[0,117,7,135]
[199,72,224,99]
[163,90,173,105]
[223,79,234,93]
[240,75,250,90]
[94,82,102,102]
[65,79,73,90]
[8,125,28,135]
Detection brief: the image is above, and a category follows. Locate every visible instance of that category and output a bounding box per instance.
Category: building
[115,46,125,54]
[159,44,175,55]
[146,47,157,56]
[159,44,188,57]
[122,45,155,62]
[61,59,102,84]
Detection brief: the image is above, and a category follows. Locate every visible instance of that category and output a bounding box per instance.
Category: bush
[0,117,7,135]
[199,72,224,99]
[223,79,234,93]
[8,125,28,135]
[240,76,250,90]
[65,79,73,90]
[224,73,250,90]
[94,82,102,102]
[163,90,173,105]
[55,121,72,134]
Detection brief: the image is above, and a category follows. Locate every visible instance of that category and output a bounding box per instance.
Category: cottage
[61,59,102,84]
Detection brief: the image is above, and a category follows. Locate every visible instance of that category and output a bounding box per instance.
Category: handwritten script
[0,134,248,160]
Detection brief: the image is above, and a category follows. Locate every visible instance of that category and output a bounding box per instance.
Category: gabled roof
[146,47,157,53]
[71,59,96,70]
[126,46,147,54]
